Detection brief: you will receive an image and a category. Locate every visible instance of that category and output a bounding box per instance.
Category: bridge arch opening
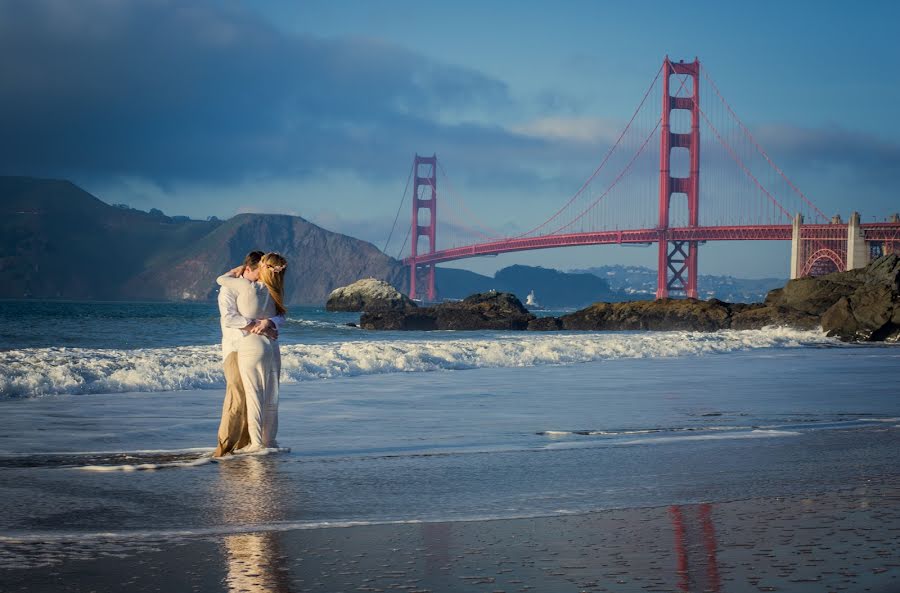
[801,248,843,277]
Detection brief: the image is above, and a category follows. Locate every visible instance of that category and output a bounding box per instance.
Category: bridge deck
[404,223,900,266]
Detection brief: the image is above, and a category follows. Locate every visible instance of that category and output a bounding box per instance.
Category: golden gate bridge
[385,57,900,301]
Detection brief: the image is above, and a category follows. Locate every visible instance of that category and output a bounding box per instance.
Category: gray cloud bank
[0,0,552,186]
[0,0,897,213]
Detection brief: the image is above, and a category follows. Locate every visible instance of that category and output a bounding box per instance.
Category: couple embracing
[213,251,289,457]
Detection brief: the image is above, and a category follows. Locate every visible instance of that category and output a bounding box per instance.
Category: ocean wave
[0,328,831,398]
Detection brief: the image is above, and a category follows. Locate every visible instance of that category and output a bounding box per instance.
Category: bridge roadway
[404,223,900,266]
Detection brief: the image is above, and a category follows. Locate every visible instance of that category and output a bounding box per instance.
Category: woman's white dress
[216,274,281,449]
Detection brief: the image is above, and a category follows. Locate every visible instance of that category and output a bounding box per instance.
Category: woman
[216,252,288,451]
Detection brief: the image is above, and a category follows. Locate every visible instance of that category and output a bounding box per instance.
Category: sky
[2,0,899,278]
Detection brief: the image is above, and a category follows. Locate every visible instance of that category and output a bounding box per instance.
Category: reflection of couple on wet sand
[213,251,289,457]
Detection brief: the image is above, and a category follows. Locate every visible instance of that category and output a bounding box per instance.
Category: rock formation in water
[360,291,535,330]
[817,255,900,341]
[326,278,416,312]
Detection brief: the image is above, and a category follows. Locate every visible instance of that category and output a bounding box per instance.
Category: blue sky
[2,0,898,278]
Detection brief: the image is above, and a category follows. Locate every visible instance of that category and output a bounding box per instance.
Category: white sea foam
[615,429,802,445]
[543,429,801,450]
[76,447,290,472]
[0,327,831,398]
[80,457,214,472]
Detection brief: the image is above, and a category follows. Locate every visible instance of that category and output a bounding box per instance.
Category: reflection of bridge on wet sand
[670,504,721,593]
[210,488,896,592]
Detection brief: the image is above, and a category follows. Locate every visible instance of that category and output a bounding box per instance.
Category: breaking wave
[0,328,831,398]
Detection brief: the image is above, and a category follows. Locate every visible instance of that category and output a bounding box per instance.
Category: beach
[3,484,899,592]
[1,303,899,591]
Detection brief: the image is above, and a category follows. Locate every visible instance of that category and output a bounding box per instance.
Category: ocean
[1,300,899,584]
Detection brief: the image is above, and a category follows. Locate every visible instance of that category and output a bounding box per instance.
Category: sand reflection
[218,457,291,593]
[670,503,721,593]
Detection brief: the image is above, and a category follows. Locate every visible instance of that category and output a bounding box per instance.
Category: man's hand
[250,318,278,340]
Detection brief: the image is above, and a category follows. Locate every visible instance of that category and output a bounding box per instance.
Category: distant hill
[0,177,218,300]
[0,177,404,305]
[435,265,616,309]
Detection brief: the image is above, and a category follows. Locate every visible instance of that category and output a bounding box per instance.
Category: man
[213,251,285,457]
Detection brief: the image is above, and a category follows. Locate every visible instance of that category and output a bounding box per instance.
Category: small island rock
[326,278,415,312]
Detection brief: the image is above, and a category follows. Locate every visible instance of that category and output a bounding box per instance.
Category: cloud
[3,0,896,230]
[0,1,712,203]
[511,116,622,144]
[0,0,548,186]
[754,124,900,188]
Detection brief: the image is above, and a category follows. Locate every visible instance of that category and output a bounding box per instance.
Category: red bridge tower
[409,154,437,301]
[657,58,701,299]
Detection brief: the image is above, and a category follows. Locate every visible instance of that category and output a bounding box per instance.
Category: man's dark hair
[242,251,265,270]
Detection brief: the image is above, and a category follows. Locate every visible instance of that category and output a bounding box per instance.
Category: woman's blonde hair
[258,252,288,316]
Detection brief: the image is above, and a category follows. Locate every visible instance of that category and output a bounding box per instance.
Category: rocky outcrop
[558,298,733,332]
[326,278,416,312]
[527,316,563,331]
[729,304,820,331]
[817,255,900,341]
[357,254,899,342]
[360,291,535,330]
[548,256,898,340]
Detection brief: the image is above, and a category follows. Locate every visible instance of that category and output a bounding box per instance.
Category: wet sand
[2,481,899,593]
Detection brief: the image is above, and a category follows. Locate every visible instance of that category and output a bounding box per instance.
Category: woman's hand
[228,265,245,278]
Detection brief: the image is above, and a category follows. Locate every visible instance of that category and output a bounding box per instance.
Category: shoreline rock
[360,291,534,331]
[326,278,415,312]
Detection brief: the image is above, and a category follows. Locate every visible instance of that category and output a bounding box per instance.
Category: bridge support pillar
[409,154,437,301]
[656,235,668,299]
[790,213,803,279]
[657,239,698,299]
[847,211,868,270]
[656,57,701,300]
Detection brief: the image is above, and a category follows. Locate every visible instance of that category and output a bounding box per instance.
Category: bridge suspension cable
[702,68,828,223]
[698,106,793,222]
[549,118,662,235]
[512,62,665,239]
[541,71,694,236]
[383,159,415,255]
[436,160,500,242]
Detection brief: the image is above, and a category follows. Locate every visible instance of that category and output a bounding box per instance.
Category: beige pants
[213,352,251,457]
